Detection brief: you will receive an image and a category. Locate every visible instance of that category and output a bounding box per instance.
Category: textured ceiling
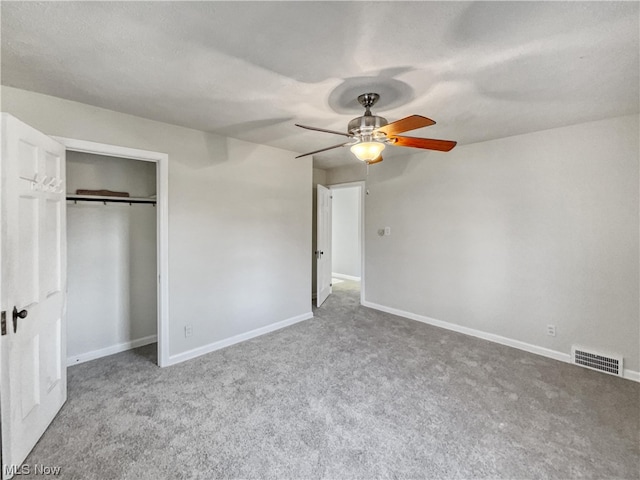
[2,1,638,169]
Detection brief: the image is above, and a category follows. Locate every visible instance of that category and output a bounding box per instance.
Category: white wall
[363,114,639,374]
[331,186,361,279]
[1,86,312,361]
[66,152,157,361]
[326,163,365,185]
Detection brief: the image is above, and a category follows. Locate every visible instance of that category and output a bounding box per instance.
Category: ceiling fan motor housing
[347,114,388,138]
[348,92,388,140]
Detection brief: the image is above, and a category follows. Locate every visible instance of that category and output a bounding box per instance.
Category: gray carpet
[20,280,640,479]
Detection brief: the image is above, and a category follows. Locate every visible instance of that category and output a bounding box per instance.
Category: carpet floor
[20,280,640,479]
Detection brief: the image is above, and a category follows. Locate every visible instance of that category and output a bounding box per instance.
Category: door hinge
[1,311,6,336]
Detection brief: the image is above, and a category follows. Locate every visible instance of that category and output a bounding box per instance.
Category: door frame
[52,137,170,367]
[329,181,366,305]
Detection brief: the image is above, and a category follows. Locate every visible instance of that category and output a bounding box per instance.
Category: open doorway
[330,182,365,304]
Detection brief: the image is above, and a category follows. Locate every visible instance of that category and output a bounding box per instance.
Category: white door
[316,185,332,307]
[1,114,67,478]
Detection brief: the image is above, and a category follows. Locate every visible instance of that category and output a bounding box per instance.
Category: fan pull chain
[365,163,370,195]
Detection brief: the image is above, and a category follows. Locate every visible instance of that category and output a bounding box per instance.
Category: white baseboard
[67,334,157,366]
[166,311,314,367]
[332,272,361,282]
[623,369,640,382]
[362,301,640,383]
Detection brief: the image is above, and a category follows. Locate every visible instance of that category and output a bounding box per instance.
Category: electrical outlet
[185,325,193,338]
[546,325,556,337]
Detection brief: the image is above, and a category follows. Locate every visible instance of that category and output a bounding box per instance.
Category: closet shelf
[66,194,156,205]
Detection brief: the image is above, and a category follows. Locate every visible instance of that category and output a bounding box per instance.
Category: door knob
[12,306,27,333]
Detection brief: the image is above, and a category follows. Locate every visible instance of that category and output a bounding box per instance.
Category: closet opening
[55,138,169,367]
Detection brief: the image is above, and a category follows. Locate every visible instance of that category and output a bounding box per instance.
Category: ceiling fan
[295,93,457,164]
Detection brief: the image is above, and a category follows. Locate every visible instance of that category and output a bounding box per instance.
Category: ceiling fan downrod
[357,93,379,115]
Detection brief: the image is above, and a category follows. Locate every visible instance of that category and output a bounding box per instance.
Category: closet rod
[66,195,156,205]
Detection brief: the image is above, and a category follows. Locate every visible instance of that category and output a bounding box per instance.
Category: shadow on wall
[367,147,462,186]
[172,130,229,169]
[213,117,295,145]
[367,154,414,184]
[324,149,455,186]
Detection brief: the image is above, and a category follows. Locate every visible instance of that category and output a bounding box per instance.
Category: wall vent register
[571,346,623,377]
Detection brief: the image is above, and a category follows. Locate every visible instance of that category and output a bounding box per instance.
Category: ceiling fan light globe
[350,142,385,162]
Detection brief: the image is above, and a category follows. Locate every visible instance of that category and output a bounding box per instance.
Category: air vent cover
[571,346,623,377]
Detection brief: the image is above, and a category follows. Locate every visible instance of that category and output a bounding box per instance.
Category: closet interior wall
[66,152,157,364]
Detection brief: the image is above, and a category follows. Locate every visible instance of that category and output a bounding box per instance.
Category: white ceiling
[2,1,638,169]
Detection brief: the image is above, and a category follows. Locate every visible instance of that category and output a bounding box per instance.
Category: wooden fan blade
[366,155,383,165]
[295,142,349,158]
[295,124,353,138]
[391,136,457,152]
[374,115,436,136]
